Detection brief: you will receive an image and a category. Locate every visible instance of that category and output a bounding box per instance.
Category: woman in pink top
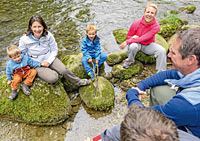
[119,3,166,72]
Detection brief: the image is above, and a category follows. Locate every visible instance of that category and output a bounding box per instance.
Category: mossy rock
[182,25,200,30]
[0,75,72,126]
[106,50,128,66]
[168,25,200,48]
[79,76,115,111]
[158,15,185,40]
[167,33,177,49]
[164,10,179,16]
[186,6,196,14]
[61,52,105,92]
[111,61,143,80]
[113,29,128,44]
[155,34,169,53]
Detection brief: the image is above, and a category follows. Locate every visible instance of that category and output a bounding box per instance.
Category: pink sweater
[126,16,160,45]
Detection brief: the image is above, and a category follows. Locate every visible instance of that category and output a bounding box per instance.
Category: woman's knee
[128,43,139,51]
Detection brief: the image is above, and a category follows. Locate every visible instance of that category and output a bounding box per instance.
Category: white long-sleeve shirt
[19,31,58,64]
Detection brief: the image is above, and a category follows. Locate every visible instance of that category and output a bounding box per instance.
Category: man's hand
[40,61,50,67]
[119,41,127,49]
[7,80,12,85]
[88,58,92,62]
[133,87,147,100]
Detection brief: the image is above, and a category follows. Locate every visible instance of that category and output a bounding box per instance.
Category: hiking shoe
[78,79,90,86]
[8,91,18,100]
[21,84,30,95]
[123,61,132,69]
[88,72,95,81]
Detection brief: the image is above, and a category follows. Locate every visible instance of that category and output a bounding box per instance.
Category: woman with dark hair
[19,15,89,86]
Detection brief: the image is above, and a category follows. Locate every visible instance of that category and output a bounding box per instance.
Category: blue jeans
[81,52,107,74]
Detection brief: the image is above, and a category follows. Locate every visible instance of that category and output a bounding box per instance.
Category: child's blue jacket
[81,35,101,61]
[6,53,40,80]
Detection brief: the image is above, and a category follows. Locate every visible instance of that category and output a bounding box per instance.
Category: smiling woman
[18,15,89,86]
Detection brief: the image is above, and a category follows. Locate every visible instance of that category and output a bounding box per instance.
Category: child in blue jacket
[81,24,107,80]
[6,45,41,100]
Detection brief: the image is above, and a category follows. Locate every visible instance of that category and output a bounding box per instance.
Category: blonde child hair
[7,45,21,58]
[86,24,97,33]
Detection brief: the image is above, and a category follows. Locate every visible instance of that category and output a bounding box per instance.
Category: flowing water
[0,0,199,140]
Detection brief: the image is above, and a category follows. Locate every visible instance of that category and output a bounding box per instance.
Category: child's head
[7,45,22,63]
[120,104,179,141]
[86,24,97,41]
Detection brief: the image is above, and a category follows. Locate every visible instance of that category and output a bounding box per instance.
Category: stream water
[0,0,199,140]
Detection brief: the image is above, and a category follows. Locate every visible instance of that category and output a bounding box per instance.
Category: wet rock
[178,6,196,14]
[0,75,72,126]
[111,61,143,80]
[61,52,105,92]
[113,29,128,44]
[106,50,127,66]
[158,15,185,40]
[79,76,115,111]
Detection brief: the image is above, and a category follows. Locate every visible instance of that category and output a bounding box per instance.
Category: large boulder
[113,29,128,44]
[0,75,72,126]
[158,15,185,40]
[61,52,105,92]
[79,76,115,111]
[106,50,128,66]
[111,61,143,80]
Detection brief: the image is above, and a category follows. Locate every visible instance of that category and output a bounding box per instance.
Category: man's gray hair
[177,27,200,65]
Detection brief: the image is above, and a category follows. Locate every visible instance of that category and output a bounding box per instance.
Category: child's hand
[95,60,99,64]
[88,58,92,62]
[7,80,12,85]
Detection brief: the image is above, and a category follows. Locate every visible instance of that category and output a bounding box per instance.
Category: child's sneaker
[88,71,95,81]
[8,91,18,100]
[21,84,30,95]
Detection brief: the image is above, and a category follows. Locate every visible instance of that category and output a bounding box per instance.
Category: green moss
[0,76,72,125]
[79,77,115,111]
[136,52,155,64]
[186,6,196,13]
[113,29,128,44]
[106,50,128,66]
[158,14,184,40]
[112,61,143,80]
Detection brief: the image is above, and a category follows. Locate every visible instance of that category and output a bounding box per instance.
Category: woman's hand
[119,41,127,49]
[40,61,50,67]
[131,35,139,39]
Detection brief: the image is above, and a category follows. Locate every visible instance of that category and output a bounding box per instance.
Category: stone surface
[0,75,72,126]
[79,76,115,111]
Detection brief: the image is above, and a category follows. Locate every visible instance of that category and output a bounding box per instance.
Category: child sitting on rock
[81,24,107,80]
[6,45,41,100]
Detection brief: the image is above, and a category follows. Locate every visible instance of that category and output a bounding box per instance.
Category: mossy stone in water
[79,76,115,111]
[113,29,128,44]
[0,75,72,126]
[106,50,128,66]
[111,61,143,80]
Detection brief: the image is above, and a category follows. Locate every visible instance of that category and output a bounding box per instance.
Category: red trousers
[11,69,37,91]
